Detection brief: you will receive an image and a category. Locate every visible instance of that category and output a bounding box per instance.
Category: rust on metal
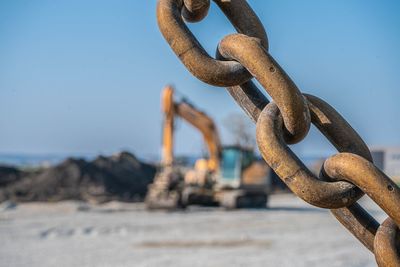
[219,34,310,144]
[156,0,267,86]
[331,203,379,252]
[256,95,369,208]
[213,0,268,49]
[157,0,400,263]
[324,153,400,225]
[225,80,269,123]
[324,151,400,262]
[374,217,400,267]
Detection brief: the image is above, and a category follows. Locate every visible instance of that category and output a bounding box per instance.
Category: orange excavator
[162,85,221,177]
[145,85,270,209]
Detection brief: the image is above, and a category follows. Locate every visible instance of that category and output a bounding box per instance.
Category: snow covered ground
[0,194,385,267]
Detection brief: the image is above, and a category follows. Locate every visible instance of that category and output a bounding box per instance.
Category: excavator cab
[216,146,269,209]
[218,146,254,188]
[146,85,221,209]
[146,85,269,210]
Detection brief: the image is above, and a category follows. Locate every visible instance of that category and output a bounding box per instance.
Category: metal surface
[156,0,400,264]
[219,34,310,144]
[325,153,400,225]
[181,0,210,22]
[374,218,400,267]
[255,96,368,209]
[156,0,268,86]
[225,81,269,123]
[331,203,379,252]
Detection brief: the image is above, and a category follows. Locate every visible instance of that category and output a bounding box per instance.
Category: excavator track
[219,190,268,209]
[145,167,185,210]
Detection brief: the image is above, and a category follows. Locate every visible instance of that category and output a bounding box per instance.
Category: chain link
[218,34,310,143]
[157,0,400,265]
[256,95,369,208]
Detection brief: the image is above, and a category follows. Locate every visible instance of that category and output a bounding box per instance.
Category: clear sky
[0,0,399,159]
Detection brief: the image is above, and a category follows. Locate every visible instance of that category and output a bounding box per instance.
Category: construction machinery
[214,145,270,208]
[145,85,270,209]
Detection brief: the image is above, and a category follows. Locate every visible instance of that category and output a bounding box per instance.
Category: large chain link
[157,0,400,265]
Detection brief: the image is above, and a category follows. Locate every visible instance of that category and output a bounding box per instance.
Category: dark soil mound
[0,166,24,187]
[0,152,156,203]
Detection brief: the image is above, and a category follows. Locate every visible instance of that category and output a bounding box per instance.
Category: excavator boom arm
[175,101,221,172]
[161,86,175,166]
[160,85,221,172]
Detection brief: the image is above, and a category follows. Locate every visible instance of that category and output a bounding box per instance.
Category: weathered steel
[225,81,269,123]
[156,0,267,86]
[157,0,400,263]
[331,203,379,252]
[255,95,370,208]
[182,0,210,22]
[324,153,400,225]
[219,34,310,144]
[213,0,268,49]
[374,217,400,267]
[323,152,400,264]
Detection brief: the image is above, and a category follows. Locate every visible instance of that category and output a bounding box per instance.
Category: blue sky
[0,0,399,159]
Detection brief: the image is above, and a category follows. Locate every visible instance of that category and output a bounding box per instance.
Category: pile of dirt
[0,152,156,203]
[0,166,24,187]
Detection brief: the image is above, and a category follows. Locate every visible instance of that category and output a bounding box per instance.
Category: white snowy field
[0,194,385,267]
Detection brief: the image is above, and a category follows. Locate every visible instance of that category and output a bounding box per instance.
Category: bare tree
[222,113,256,148]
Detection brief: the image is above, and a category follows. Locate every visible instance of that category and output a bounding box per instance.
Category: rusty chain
[156,0,400,265]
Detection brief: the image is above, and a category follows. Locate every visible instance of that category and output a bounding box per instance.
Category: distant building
[371,147,400,183]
